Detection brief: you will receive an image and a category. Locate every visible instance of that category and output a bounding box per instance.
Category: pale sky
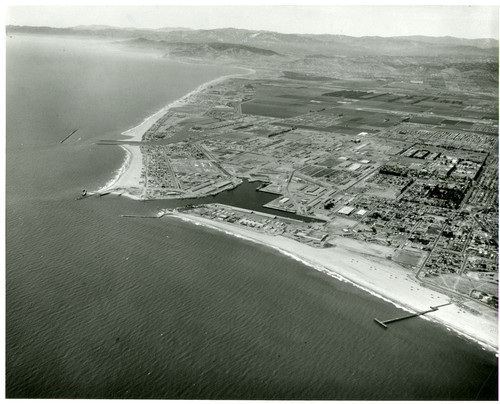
[5,4,500,39]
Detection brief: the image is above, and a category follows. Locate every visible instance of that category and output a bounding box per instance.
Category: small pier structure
[374,302,451,329]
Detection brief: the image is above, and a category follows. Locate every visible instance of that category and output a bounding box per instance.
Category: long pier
[375,302,451,329]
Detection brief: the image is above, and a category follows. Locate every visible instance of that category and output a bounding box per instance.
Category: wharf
[375,302,451,329]
[262,202,298,214]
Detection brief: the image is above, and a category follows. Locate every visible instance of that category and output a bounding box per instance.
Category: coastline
[95,66,255,199]
[90,57,498,353]
[169,211,498,352]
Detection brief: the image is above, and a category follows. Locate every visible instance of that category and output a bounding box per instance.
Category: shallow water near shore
[6,35,498,399]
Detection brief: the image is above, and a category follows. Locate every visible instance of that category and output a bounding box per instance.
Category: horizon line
[6,24,500,42]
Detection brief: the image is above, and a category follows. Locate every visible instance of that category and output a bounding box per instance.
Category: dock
[375,302,451,329]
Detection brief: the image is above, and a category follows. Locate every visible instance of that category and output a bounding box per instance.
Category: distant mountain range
[6,25,499,58]
[72,25,194,33]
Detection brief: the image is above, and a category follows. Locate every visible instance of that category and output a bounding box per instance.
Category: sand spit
[170,212,498,352]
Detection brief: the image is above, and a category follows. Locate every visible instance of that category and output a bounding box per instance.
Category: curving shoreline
[169,212,498,353]
[95,66,255,199]
[92,62,497,353]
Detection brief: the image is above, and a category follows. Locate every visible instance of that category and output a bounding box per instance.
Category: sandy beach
[95,67,255,199]
[92,61,497,352]
[170,212,498,352]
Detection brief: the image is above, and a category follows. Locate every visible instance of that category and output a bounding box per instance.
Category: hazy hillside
[123,37,281,59]
[6,25,499,58]
[7,24,498,91]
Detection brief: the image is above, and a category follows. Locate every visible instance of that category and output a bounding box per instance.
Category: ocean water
[6,35,498,399]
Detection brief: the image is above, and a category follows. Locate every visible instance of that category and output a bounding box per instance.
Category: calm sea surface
[6,35,498,399]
